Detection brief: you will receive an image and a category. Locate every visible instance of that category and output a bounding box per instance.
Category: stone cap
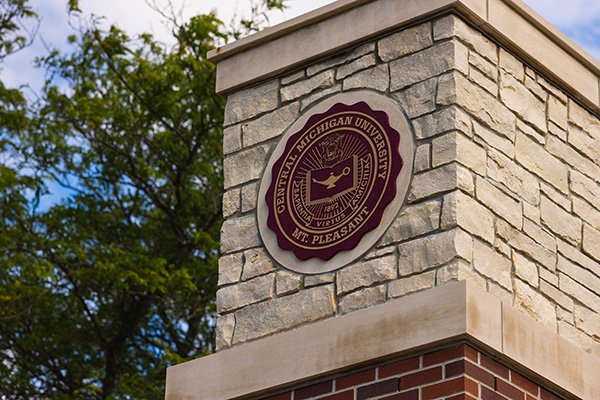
[164,281,600,400]
[208,0,600,113]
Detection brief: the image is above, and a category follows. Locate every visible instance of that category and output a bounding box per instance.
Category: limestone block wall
[217,14,600,354]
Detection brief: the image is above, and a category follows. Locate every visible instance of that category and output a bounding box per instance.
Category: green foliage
[0,1,286,398]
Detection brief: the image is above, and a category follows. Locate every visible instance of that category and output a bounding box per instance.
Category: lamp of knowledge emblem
[258,91,414,274]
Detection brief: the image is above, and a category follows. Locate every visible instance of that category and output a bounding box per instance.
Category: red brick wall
[259,344,565,400]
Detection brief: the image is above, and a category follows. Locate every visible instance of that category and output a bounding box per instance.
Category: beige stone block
[378,22,433,62]
[468,51,498,80]
[466,280,504,351]
[393,77,437,119]
[441,191,494,244]
[380,199,441,246]
[469,66,498,96]
[473,240,512,290]
[432,131,486,175]
[568,99,600,136]
[335,54,376,80]
[215,313,235,351]
[522,219,556,252]
[500,71,546,132]
[548,121,567,141]
[414,143,430,173]
[218,253,243,286]
[515,133,568,193]
[281,70,335,102]
[223,124,242,155]
[540,280,573,311]
[339,285,386,314]
[390,41,467,91]
[524,75,547,101]
[583,224,600,262]
[389,270,436,298]
[540,182,571,212]
[559,273,600,312]
[398,229,473,276]
[547,135,600,182]
[242,248,275,281]
[437,72,515,134]
[456,162,476,195]
[221,216,261,253]
[574,306,600,340]
[276,271,302,296]
[304,273,335,287]
[408,164,453,202]
[306,56,345,78]
[495,237,512,258]
[412,106,471,139]
[242,103,300,147]
[536,75,568,104]
[548,96,568,129]
[224,80,279,126]
[541,196,582,246]
[557,237,600,274]
[473,121,514,158]
[336,255,396,295]
[514,278,557,329]
[573,197,600,231]
[300,85,342,111]
[408,163,472,203]
[496,219,556,270]
[516,118,544,145]
[233,285,335,344]
[476,177,522,229]
[523,203,541,224]
[499,48,524,81]
[559,321,600,360]
[343,64,389,92]
[222,188,240,218]
[223,145,269,189]
[539,267,558,287]
[556,254,600,296]
[513,252,539,287]
[306,42,374,77]
[365,245,395,260]
[489,281,515,305]
[568,124,600,164]
[436,259,481,286]
[280,69,305,85]
[241,183,258,213]
[502,303,584,398]
[433,14,497,62]
[216,274,274,313]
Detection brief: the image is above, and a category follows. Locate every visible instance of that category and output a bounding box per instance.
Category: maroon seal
[265,101,404,261]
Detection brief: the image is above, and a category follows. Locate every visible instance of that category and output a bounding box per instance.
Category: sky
[2,0,599,92]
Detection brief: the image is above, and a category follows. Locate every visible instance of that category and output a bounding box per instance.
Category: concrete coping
[207,0,600,113]
[164,281,600,400]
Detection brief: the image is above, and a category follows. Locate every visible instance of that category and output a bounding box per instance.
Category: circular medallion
[258,91,414,273]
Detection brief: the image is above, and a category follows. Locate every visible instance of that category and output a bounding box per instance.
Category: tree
[0,1,285,398]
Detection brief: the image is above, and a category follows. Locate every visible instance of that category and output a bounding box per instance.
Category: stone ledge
[164,281,600,400]
[207,0,599,113]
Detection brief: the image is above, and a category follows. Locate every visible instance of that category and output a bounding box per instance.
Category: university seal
[264,100,403,261]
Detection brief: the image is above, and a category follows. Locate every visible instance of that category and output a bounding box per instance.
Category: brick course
[255,345,564,400]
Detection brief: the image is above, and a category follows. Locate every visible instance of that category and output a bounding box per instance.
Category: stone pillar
[166,1,600,399]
